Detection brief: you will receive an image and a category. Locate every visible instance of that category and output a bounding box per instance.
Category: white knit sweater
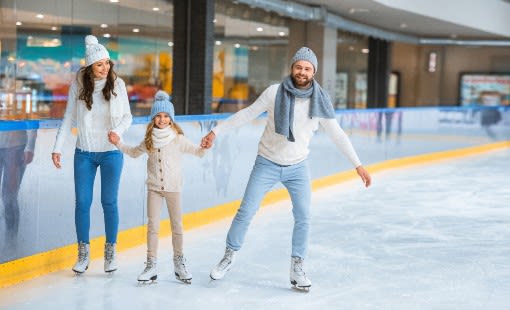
[212,84,362,167]
[117,134,206,192]
[53,77,132,153]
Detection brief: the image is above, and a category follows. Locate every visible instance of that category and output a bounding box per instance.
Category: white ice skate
[173,255,192,284]
[290,256,311,292]
[210,247,236,280]
[138,256,157,283]
[104,242,118,273]
[72,242,90,274]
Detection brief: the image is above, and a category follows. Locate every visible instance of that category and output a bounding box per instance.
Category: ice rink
[1,149,509,310]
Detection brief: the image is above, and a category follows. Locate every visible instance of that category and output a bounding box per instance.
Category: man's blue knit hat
[150,90,175,120]
[291,47,318,73]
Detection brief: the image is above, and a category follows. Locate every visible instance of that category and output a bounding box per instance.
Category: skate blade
[137,280,157,285]
[138,275,157,284]
[175,273,192,284]
[291,281,311,292]
[72,266,88,275]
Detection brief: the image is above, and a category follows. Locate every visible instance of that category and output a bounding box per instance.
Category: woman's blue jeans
[226,155,311,258]
[74,148,123,244]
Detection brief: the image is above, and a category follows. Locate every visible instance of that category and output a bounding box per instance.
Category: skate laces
[143,259,155,272]
[174,255,188,273]
[77,243,88,262]
[218,249,234,270]
[292,257,305,275]
[105,243,115,262]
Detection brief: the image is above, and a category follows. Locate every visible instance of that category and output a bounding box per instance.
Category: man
[201,47,371,290]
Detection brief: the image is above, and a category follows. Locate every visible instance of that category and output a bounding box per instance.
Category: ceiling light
[152,7,159,11]
[213,18,217,23]
[234,43,240,48]
[215,40,222,46]
[100,24,108,28]
[278,31,286,37]
[256,27,263,32]
[168,41,174,47]
[349,8,369,14]
[51,26,57,31]
[361,48,369,54]
[110,0,119,3]
[36,14,44,19]
[103,33,111,38]
[16,21,22,26]
[132,28,140,33]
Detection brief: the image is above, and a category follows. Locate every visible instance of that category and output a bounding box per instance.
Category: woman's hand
[52,153,62,169]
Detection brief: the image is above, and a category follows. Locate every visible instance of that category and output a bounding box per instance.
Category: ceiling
[294,0,510,40]
[4,0,510,46]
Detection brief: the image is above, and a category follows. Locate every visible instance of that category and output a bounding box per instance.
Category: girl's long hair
[144,119,184,152]
[78,61,117,110]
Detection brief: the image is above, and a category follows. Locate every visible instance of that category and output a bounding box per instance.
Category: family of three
[52,35,371,290]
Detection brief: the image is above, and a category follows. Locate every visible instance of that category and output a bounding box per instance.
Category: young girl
[108,90,206,284]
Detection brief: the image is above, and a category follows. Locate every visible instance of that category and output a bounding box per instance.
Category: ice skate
[72,242,90,274]
[104,242,118,273]
[210,247,236,280]
[290,256,311,292]
[173,254,192,284]
[137,256,157,283]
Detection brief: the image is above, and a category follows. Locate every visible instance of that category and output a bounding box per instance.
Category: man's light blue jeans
[226,155,311,258]
[74,148,123,244]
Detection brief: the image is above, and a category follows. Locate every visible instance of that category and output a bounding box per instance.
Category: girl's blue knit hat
[150,90,175,120]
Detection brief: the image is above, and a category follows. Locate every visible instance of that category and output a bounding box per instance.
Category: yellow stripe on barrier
[1,141,508,288]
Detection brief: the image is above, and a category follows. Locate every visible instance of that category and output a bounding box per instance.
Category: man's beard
[291,74,312,88]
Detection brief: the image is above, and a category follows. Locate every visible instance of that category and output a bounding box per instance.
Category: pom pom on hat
[84,35,110,66]
[85,35,99,45]
[150,90,175,120]
[291,47,318,73]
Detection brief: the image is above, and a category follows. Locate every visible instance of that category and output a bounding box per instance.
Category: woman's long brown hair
[144,119,184,152]
[78,61,117,110]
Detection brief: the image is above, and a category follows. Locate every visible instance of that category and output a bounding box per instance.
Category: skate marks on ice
[1,149,510,309]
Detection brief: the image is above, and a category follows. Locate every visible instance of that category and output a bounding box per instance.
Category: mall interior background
[1,0,509,121]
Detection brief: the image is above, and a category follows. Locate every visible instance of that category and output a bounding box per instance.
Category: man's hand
[201,131,216,149]
[356,166,371,188]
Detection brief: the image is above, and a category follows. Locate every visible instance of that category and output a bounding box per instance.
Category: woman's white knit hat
[291,47,318,73]
[85,35,110,66]
[150,90,175,120]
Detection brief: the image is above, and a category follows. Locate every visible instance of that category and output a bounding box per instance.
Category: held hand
[52,152,62,169]
[356,166,371,188]
[108,131,120,145]
[24,151,34,164]
[201,131,216,149]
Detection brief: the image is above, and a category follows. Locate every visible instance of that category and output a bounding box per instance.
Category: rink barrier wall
[1,141,508,288]
[0,106,509,287]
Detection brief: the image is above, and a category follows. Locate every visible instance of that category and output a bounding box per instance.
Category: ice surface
[1,149,509,310]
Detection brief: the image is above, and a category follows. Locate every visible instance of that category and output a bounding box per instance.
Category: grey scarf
[274,76,335,142]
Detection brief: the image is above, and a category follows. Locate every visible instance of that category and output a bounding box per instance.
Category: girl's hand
[108,131,120,145]
[201,131,215,149]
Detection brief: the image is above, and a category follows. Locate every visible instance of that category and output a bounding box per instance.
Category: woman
[52,35,132,274]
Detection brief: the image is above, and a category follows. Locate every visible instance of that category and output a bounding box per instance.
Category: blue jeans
[226,155,311,258]
[74,148,123,244]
